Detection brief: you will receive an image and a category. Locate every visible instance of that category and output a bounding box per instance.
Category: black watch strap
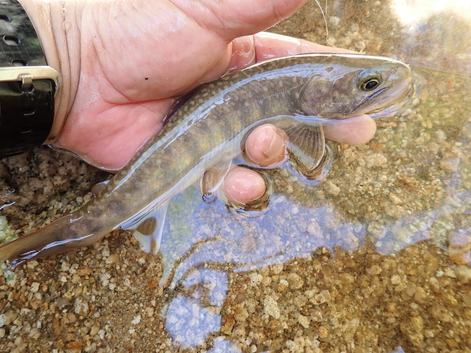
[0,0,60,158]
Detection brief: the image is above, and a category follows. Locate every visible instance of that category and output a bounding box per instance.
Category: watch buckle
[0,66,61,96]
[19,74,33,92]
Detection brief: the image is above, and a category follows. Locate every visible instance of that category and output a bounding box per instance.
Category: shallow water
[156,67,471,352]
[156,1,471,351]
[1,0,471,352]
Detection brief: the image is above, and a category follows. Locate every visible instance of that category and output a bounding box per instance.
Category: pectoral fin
[127,201,169,255]
[285,123,333,180]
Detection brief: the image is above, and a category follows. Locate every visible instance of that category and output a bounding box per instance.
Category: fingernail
[260,126,286,167]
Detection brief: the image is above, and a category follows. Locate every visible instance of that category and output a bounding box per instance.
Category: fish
[0,53,413,265]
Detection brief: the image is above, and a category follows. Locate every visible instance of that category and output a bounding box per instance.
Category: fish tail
[0,214,89,266]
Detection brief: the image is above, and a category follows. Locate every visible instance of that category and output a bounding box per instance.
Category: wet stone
[287,272,304,290]
[263,296,280,319]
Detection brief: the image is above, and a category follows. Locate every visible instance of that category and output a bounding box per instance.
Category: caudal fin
[0,214,76,266]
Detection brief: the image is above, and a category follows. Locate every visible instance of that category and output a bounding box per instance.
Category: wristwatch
[0,0,60,158]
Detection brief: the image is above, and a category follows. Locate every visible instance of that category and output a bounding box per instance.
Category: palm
[54,0,309,170]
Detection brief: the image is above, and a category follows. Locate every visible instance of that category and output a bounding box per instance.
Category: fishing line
[313,0,331,46]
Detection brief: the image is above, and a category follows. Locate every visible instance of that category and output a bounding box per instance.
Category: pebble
[311,290,331,305]
[131,315,141,325]
[298,314,310,329]
[455,265,471,283]
[366,153,388,168]
[248,273,263,286]
[263,296,281,319]
[324,181,341,196]
[287,273,304,290]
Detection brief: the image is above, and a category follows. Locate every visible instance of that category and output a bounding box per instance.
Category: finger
[323,115,377,145]
[226,32,355,73]
[176,0,308,40]
[222,166,266,205]
[244,116,376,170]
[244,124,287,168]
[254,32,354,60]
[224,116,375,205]
[153,0,308,93]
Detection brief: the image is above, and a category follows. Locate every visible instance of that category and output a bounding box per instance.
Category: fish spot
[107,199,125,214]
[137,217,157,236]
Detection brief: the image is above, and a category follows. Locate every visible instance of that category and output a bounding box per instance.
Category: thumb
[173,0,308,41]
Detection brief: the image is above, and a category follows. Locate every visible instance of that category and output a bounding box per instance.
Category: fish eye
[358,70,382,91]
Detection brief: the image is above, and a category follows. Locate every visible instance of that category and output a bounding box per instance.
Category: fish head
[299,54,413,119]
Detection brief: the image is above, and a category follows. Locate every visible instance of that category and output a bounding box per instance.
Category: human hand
[22,0,376,205]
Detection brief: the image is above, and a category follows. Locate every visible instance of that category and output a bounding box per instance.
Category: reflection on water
[390,0,471,25]
[156,1,471,351]
[391,0,471,74]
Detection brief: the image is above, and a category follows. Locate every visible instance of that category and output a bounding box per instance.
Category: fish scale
[0,53,413,264]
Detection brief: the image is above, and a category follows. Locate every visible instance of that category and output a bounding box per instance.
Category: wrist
[18,0,82,143]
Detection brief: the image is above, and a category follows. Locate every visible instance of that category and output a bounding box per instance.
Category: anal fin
[126,201,169,255]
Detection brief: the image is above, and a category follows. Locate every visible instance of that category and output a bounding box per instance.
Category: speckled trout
[0,54,412,265]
